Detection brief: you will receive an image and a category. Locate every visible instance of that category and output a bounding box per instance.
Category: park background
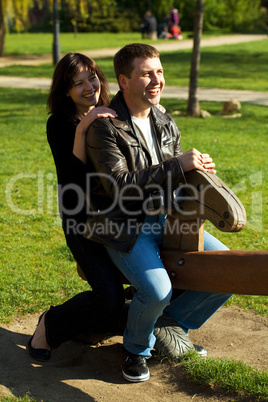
[0,0,268,401]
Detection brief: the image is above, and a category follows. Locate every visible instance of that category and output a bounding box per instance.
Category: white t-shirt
[131,115,159,165]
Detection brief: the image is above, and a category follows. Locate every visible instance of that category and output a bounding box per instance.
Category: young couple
[29,43,230,382]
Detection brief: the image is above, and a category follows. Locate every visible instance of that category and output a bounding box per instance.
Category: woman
[28,53,126,361]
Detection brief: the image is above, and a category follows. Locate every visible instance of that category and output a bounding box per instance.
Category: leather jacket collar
[110,90,171,133]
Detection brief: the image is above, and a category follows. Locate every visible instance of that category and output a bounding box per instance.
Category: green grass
[0,396,35,402]
[160,39,268,91]
[0,87,89,323]
[0,89,268,401]
[3,32,150,55]
[3,31,231,56]
[166,100,268,315]
[1,39,268,91]
[163,99,268,319]
[180,351,268,401]
[166,99,268,321]
[165,99,268,250]
[1,89,267,323]
[169,97,268,316]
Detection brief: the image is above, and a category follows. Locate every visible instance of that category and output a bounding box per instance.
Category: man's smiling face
[120,57,165,118]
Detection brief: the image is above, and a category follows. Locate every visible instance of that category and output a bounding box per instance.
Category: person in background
[169,6,179,26]
[168,24,183,40]
[141,10,158,40]
[159,7,182,40]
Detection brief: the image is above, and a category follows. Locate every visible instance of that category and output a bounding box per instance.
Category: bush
[59,10,140,33]
[76,13,140,33]
[203,0,266,33]
[7,0,268,34]
[175,0,267,33]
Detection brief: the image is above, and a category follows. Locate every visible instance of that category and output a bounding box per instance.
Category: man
[142,10,158,40]
[85,43,230,382]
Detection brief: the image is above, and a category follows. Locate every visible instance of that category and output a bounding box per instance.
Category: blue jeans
[106,215,231,357]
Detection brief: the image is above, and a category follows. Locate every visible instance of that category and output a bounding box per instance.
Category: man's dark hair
[113,43,159,88]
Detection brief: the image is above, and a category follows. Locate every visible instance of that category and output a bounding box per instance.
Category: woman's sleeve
[47,116,88,190]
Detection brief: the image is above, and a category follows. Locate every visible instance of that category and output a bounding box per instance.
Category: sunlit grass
[1,39,267,91]
[180,351,268,401]
[0,87,89,323]
[0,83,268,402]
[1,89,267,323]
[1,26,268,402]
[3,32,159,55]
[3,31,230,56]
[164,99,268,255]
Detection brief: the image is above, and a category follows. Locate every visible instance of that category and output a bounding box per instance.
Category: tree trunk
[187,0,204,117]
[53,0,61,65]
[0,0,5,57]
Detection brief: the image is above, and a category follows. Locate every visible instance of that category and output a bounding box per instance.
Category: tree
[0,0,4,56]
[0,0,36,56]
[187,0,204,117]
[53,0,60,64]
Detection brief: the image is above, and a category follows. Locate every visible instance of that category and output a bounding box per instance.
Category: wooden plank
[160,249,268,295]
[162,217,205,251]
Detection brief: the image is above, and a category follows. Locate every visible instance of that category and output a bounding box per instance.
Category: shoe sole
[173,170,247,232]
[122,370,150,383]
[154,315,194,359]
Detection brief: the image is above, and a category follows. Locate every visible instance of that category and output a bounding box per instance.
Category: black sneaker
[194,344,207,357]
[122,349,150,382]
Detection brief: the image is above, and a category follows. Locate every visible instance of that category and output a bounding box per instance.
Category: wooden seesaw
[160,169,268,296]
[78,169,268,296]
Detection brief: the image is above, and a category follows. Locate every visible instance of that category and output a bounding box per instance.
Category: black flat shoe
[28,337,51,361]
[28,311,51,362]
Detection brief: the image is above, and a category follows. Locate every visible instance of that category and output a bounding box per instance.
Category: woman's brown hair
[47,52,110,122]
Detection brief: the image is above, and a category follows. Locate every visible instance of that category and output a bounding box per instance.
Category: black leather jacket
[84,91,185,252]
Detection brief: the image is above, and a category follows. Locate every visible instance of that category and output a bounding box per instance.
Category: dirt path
[0,306,267,401]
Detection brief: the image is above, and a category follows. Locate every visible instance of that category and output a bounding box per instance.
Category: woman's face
[67,64,101,114]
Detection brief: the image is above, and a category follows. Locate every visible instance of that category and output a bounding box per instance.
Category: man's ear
[119,74,128,90]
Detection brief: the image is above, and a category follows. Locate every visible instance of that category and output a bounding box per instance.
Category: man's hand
[178,148,216,174]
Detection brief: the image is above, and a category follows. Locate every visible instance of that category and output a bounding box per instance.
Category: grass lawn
[0,36,268,398]
[0,87,267,323]
[3,31,232,56]
[3,32,152,55]
[165,99,268,316]
[1,88,267,401]
[1,39,267,92]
